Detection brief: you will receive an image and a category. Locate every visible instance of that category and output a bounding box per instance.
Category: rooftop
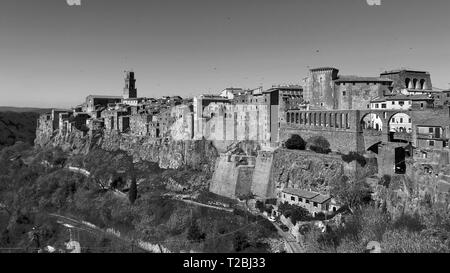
[264,85,303,93]
[282,188,320,199]
[310,194,332,204]
[371,94,434,102]
[310,67,339,72]
[87,95,122,99]
[380,69,429,75]
[335,76,393,83]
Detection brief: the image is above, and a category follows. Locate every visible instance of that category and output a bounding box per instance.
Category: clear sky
[1,0,449,108]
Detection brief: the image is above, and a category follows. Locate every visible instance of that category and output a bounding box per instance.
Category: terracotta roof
[310,67,338,72]
[370,94,433,103]
[264,85,303,93]
[310,194,332,204]
[87,95,122,99]
[335,76,393,83]
[380,69,429,74]
[282,188,319,199]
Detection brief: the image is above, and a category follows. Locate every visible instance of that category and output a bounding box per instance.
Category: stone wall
[270,149,346,196]
[251,151,275,198]
[335,83,388,110]
[35,113,55,147]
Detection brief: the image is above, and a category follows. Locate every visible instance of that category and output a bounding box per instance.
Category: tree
[308,136,331,154]
[233,231,250,252]
[255,200,265,213]
[341,152,367,167]
[331,178,372,213]
[128,175,137,205]
[285,134,306,150]
[290,206,310,225]
[187,220,205,242]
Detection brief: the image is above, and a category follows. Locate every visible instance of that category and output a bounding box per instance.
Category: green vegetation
[0,111,40,150]
[330,176,372,213]
[307,136,331,154]
[341,152,367,167]
[303,204,450,253]
[303,176,450,253]
[285,134,306,150]
[0,143,278,253]
[278,202,311,225]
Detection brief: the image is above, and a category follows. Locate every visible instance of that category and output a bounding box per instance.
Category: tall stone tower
[304,67,339,110]
[123,71,137,99]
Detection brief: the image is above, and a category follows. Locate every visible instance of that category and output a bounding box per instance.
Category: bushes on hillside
[308,136,331,154]
[285,134,306,150]
[278,202,311,225]
[341,152,367,167]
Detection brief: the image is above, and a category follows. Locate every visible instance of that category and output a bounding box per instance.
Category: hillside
[0,111,41,150]
[0,107,52,113]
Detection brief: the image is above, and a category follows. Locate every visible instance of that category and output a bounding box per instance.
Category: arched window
[420,79,426,90]
[286,113,290,122]
[405,78,411,88]
[413,79,418,89]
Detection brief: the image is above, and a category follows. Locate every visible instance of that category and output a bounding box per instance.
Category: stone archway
[360,113,383,131]
[387,112,412,143]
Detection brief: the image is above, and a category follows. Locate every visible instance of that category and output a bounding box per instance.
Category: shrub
[285,134,306,150]
[341,152,367,167]
[277,202,311,224]
[187,220,206,242]
[308,136,331,154]
[255,200,265,213]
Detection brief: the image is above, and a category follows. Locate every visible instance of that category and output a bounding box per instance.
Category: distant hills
[0,106,52,113]
[0,107,47,150]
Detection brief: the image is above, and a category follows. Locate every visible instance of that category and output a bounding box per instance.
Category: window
[409,118,411,123]
[291,196,295,201]
[305,200,310,204]
[283,194,286,198]
[392,101,395,105]
[429,140,435,147]
[375,104,379,109]
[381,104,386,109]
[399,101,405,106]
[343,91,346,96]
[313,202,318,207]
[429,128,434,133]
[400,118,403,123]
[421,103,424,108]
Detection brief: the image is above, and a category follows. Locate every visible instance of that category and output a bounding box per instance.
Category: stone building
[280,188,338,216]
[380,69,432,92]
[302,67,392,111]
[262,85,304,142]
[123,71,137,99]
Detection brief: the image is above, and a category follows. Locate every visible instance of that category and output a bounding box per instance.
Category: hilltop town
[30,66,450,252]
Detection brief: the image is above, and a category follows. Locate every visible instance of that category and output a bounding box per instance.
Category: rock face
[35,129,219,174]
[270,149,377,195]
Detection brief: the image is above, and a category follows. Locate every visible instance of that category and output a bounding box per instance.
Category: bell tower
[123,70,137,99]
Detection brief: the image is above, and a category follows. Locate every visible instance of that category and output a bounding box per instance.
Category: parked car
[268,216,276,222]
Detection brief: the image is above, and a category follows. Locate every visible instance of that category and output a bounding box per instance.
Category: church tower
[123,71,137,99]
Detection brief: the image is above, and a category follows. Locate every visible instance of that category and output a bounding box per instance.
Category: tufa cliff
[35,128,219,174]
